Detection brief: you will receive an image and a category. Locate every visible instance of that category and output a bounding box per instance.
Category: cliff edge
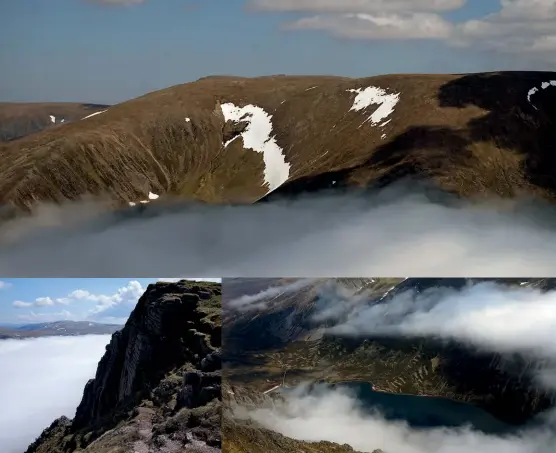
[25,279,222,453]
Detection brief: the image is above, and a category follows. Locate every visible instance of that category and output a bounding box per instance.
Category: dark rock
[198,290,212,300]
[201,350,221,372]
[72,282,218,429]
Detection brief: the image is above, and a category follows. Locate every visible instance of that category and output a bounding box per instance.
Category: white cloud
[34,297,54,307]
[0,336,110,453]
[286,12,453,40]
[12,281,146,322]
[85,280,144,315]
[247,0,467,13]
[12,300,33,308]
[329,283,556,360]
[451,0,556,53]
[249,0,556,56]
[0,281,11,289]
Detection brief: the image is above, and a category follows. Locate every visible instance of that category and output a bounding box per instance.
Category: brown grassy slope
[1,72,555,209]
[0,103,109,142]
[222,416,365,453]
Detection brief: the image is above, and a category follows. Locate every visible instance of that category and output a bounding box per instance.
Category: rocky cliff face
[26,279,222,453]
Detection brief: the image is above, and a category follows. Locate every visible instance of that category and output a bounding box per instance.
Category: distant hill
[0,320,123,339]
[0,72,555,211]
[0,103,110,142]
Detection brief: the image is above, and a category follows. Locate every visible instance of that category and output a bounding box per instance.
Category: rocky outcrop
[26,279,222,453]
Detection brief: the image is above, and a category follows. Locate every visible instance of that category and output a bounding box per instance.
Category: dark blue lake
[283,381,511,434]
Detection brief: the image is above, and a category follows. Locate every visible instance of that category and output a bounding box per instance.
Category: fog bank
[1,184,556,276]
[0,335,110,453]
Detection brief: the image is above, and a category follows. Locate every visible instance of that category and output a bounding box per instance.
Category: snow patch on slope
[82,110,107,120]
[347,86,400,128]
[128,191,160,207]
[220,102,290,194]
[49,115,56,124]
[527,80,556,110]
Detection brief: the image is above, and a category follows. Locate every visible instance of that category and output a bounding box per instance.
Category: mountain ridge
[26,279,222,453]
[1,71,555,211]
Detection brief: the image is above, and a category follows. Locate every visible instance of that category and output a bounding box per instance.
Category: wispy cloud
[12,301,32,308]
[248,0,556,60]
[227,279,317,311]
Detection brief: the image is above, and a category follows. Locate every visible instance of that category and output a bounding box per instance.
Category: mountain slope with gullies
[25,279,222,453]
[1,72,556,210]
[223,278,556,426]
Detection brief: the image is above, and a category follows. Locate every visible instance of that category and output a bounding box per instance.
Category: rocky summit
[25,279,222,453]
[1,72,556,210]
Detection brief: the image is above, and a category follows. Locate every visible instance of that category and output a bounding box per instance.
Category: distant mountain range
[0,320,123,339]
[0,102,109,142]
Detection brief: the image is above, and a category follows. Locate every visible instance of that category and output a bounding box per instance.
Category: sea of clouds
[1,183,556,276]
[0,335,110,453]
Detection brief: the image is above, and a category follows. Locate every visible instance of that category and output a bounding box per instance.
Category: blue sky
[1,0,554,104]
[0,278,220,324]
